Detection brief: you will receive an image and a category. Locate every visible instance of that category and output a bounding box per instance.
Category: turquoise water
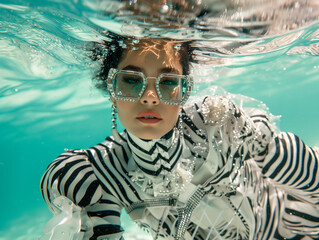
[1,0,319,239]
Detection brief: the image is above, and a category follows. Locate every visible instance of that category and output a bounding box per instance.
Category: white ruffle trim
[40,196,91,240]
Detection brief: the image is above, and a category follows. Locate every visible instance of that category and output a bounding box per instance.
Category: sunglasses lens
[109,69,191,105]
[158,76,187,103]
[113,72,144,99]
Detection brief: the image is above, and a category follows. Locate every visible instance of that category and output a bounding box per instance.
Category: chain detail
[175,187,206,240]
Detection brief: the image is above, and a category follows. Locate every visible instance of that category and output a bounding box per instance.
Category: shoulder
[44,149,92,175]
[182,95,239,128]
[182,95,277,148]
[82,132,131,184]
[41,133,131,206]
[86,132,130,164]
[45,132,130,180]
[181,95,240,142]
[184,95,277,128]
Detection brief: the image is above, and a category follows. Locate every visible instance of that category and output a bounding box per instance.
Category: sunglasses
[107,68,193,105]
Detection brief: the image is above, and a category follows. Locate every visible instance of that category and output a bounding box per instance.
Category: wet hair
[91,35,193,91]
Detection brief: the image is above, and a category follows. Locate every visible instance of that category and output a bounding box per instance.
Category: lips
[137,110,162,124]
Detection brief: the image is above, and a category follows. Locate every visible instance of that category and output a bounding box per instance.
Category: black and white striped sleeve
[248,111,319,197]
[260,132,319,196]
[40,150,125,240]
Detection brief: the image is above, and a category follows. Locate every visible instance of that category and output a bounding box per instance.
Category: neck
[126,128,183,176]
[126,126,196,197]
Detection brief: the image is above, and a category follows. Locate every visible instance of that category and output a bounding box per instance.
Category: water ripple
[1,0,319,126]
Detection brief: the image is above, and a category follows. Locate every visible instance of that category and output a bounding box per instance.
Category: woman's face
[114,41,183,139]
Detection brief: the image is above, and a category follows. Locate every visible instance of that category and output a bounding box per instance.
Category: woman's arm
[40,150,124,240]
[249,111,319,198]
[199,95,319,198]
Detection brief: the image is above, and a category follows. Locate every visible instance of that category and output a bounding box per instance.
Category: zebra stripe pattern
[41,96,319,239]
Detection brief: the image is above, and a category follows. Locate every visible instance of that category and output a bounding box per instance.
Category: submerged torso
[41,95,319,240]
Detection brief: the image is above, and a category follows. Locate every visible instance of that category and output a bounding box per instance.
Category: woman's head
[94,38,193,139]
[94,37,192,91]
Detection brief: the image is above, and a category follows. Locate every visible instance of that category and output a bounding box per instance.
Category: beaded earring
[111,104,122,141]
[178,109,184,139]
[170,109,184,147]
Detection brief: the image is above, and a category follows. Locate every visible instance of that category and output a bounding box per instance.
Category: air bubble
[159,4,170,14]
[174,44,181,51]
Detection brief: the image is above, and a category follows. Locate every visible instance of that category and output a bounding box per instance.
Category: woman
[41,38,319,240]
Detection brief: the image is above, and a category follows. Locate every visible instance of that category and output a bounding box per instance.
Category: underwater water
[0,0,319,239]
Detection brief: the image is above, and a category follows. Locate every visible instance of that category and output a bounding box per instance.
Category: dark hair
[91,36,193,91]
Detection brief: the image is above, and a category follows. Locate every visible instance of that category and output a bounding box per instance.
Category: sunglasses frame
[107,68,193,105]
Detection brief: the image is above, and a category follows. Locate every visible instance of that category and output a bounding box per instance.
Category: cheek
[116,102,133,125]
[166,106,181,124]
[116,100,132,113]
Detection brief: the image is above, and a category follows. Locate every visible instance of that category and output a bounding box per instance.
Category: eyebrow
[122,65,143,72]
[121,65,180,75]
[159,67,180,74]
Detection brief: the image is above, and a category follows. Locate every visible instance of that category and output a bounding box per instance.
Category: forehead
[125,39,180,53]
[118,39,183,74]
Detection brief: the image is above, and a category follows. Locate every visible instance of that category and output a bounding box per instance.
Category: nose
[140,81,160,105]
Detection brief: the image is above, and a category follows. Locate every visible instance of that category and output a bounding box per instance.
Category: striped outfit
[41,95,319,240]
